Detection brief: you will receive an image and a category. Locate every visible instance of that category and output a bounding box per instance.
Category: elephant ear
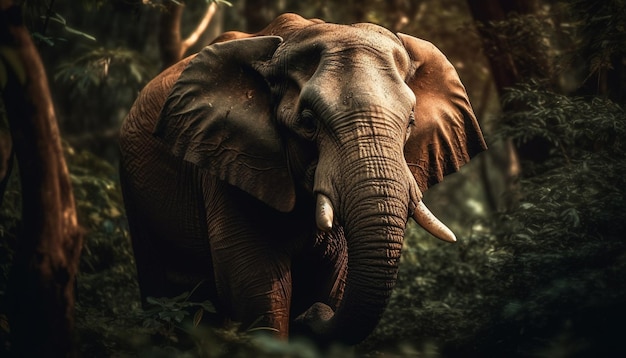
[397,33,487,191]
[154,36,296,212]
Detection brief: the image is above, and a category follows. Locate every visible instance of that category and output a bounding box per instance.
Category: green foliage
[60,144,143,354]
[34,11,97,46]
[473,78,626,355]
[497,83,626,172]
[566,0,626,81]
[360,223,505,355]
[473,13,559,83]
[141,286,216,333]
[21,0,97,46]
[55,47,153,96]
[63,143,133,276]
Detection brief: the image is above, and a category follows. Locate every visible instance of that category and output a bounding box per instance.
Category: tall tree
[0,0,83,356]
[466,0,548,210]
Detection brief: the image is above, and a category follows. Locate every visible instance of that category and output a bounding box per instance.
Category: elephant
[119,13,486,345]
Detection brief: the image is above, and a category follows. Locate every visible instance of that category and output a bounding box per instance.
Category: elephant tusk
[412,201,457,243]
[316,193,334,232]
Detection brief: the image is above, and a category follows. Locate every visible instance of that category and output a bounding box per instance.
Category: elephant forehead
[277,23,410,75]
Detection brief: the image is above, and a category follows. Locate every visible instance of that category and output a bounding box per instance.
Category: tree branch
[180,2,217,57]
[160,1,218,70]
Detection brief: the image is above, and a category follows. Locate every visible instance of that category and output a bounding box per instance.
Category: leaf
[158,310,187,323]
[193,308,203,327]
[173,311,186,323]
[31,33,55,46]
[171,291,191,303]
[214,0,233,6]
[46,13,67,26]
[142,318,161,329]
[146,296,162,307]
[64,25,97,41]
[198,300,216,313]
[560,208,581,227]
[520,203,535,210]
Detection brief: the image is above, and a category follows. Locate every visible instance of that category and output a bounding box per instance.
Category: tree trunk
[159,1,185,70]
[466,0,542,210]
[1,1,83,356]
[466,0,539,96]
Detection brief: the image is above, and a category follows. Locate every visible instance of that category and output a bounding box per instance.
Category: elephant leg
[119,162,169,303]
[212,237,293,336]
[202,179,294,338]
[120,142,216,306]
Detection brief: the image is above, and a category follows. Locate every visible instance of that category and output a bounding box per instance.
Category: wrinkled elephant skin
[119,13,486,345]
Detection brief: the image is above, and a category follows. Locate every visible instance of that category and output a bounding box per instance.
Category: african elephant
[119,13,486,345]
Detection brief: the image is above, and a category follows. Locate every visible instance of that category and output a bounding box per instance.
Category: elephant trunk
[334,194,408,344]
[299,153,411,345]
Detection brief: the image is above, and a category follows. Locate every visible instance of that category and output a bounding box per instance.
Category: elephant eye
[408,111,416,128]
[297,109,318,139]
[405,111,415,143]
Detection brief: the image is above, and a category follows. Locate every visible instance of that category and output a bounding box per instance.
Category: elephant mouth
[305,147,455,242]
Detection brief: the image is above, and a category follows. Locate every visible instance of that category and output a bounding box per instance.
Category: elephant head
[154,15,486,344]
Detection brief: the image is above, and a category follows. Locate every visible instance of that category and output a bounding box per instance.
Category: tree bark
[159,1,184,69]
[1,1,83,356]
